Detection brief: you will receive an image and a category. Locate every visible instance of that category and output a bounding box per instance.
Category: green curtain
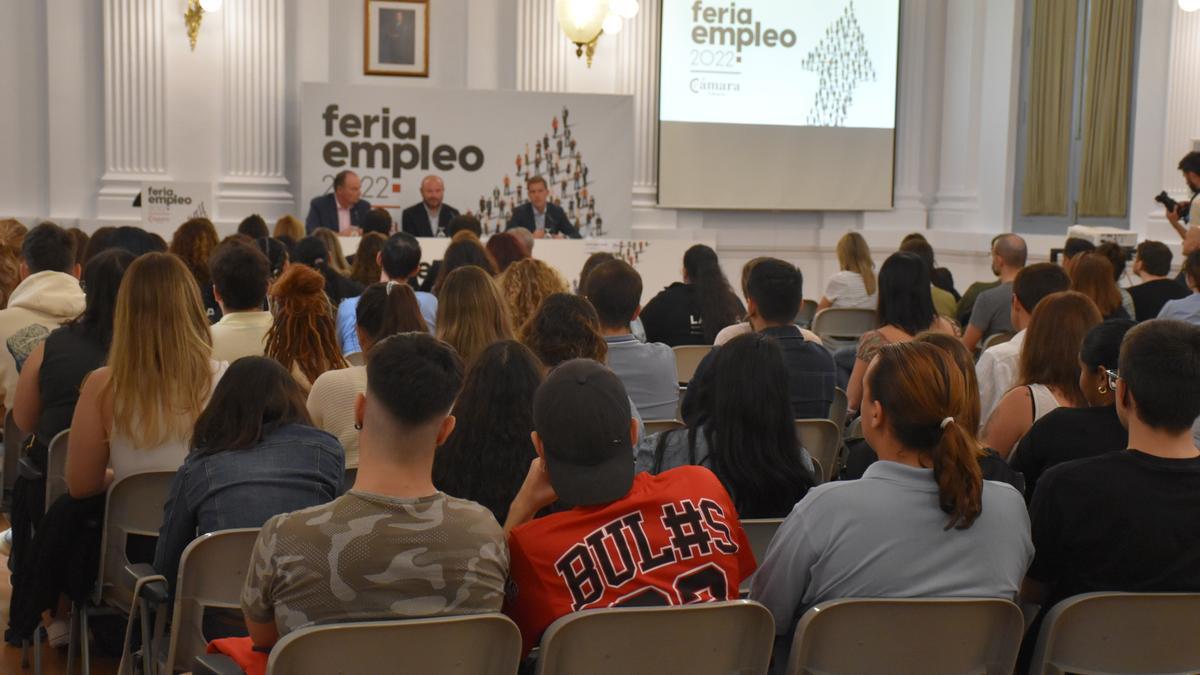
[1021,0,1078,217]
[1077,0,1136,218]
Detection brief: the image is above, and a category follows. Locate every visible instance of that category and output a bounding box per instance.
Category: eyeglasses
[1105,368,1120,391]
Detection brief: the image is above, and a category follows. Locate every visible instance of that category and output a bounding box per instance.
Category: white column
[516,0,570,92]
[615,1,660,207]
[1162,7,1200,197]
[98,0,167,217]
[218,0,292,217]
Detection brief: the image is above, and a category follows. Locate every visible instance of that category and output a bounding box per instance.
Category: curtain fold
[1021,0,1079,217]
[1077,0,1136,218]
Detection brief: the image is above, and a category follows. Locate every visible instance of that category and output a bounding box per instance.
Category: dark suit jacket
[505,202,580,239]
[306,194,372,234]
[401,203,460,238]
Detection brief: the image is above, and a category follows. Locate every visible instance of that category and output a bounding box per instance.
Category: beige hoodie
[0,271,85,410]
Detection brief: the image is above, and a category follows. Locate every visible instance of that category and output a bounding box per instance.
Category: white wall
[0,0,1195,294]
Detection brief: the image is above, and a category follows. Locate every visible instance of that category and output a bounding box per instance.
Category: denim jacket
[153,423,345,593]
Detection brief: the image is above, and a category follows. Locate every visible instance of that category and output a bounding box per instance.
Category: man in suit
[401,175,460,237]
[306,170,372,234]
[506,175,580,239]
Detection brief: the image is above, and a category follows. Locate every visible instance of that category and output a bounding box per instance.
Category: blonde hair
[499,258,569,332]
[0,219,28,249]
[0,244,21,309]
[311,228,351,274]
[274,215,305,242]
[107,253,214,448]
[837,232,877,295]
[436,266,514,365]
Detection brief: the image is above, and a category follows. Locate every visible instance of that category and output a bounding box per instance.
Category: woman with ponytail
[640,244,744,346]
[265,264,349,392]
[751,341,1032,671]
[306,281,426,466]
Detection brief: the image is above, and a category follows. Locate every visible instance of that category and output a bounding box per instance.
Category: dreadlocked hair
[265,263,349,385]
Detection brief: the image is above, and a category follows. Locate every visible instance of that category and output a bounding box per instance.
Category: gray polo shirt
[968,282,1014,336]
[605,334,679,420]
[750,461,1031,670]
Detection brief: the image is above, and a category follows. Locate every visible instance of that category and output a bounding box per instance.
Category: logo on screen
[319,104,485,180]
[689,2,797,52]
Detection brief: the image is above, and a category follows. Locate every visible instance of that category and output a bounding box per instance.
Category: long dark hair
[294,235,362,304]
[683,245,742,343]
[432,341,543,523]
[679,333,814,518]
[356,281,428,352]
[877,252,934,335]
[191,356,312,455]
[70,249,136,349]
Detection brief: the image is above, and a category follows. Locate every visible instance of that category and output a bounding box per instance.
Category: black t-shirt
[640,283,707,347]
[1129,278,1191,322]
[1010,404,1127,502]
[1028,449,1200,607]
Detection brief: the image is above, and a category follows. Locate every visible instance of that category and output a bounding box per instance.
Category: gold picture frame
[364,0,430,77]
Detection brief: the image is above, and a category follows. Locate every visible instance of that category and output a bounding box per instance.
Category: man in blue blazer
[306,170,372,234]
[401,175,461,237]
[505,175,581,239]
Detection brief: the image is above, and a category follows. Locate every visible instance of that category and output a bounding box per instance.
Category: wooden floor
[0,516,119,675]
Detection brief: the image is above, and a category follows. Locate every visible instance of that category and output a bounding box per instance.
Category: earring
[1098,384,1108,395]
[354,422,363,430]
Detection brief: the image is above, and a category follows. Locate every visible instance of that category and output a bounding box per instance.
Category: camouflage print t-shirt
[241,490,509,636]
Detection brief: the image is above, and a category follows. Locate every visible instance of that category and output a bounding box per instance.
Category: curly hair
[169,218,220,286]
[265,264,349,387]
[0,244,21,310]
[500,258,569,332]
[520,293,607,368]
[349,232,387,286]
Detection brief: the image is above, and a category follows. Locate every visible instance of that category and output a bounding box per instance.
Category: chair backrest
[786,598,1024,675]
[672,345,712,385]
[97,471,177,611]
[536,600,774,675]
[811,308,876,344]
[642,419,685,436]
[44,429,70,507]
[982,332,1014,350]
[343,466,358,493]
[795,299,819,329]
[1029,592,1200,675]
[740,518,783,566]
[165,528,261,674]
[795,419,840,483]
[829,388,848,430]
[3,410,20,498]
[267,614,522,675]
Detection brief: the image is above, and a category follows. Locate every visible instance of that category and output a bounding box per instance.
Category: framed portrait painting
[364,0,430,77]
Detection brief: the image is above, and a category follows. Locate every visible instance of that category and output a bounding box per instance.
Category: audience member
[208,240,273,362]
[503,359,756,655]
[1011,319,1134,501]
[499,258,569,332]
[576,252,616,294]
[0,244,20,311]
[67,228,88,267]
[273,215,305,243]
[311,227,352,275]
[846,252,955,412]
[1061,237,1096,277]
[308,281,426,466]
[903,234,961,300]
[485,232,529,273]
[81,226,115,264]
[418,215,484,293]
[583,259,678,420]
[638,333,815,516]
[292,235,363,305]
[752,341,1031,672]
[154,357,343,595]
[520,293,607,369]
[818,231,877,310]
[976,263,1070,424]
[1129,240,1189,321]
[432,340,543,524]
[961,234,1026,351]
[360,207,394,236]
[170,217,223,323]
[640,244,744,346]
[1179,226,1200,289]
[264,264,349,392]
[509,227,535,258]
[0,219,28,249]
[436,265,514,365]
[237,214,270,240]
[348,231,386,286]
[337,233,437,356]
[983,291,1101,458]
[1071,253,1130,320]
[255,237,289,285]
[431,231,499,296]
[1019,320,1200,666]
[1157,250,1200,324]
[714,257,823,347]
[898,237,957,317]
[1096,241,1136,319]
[0,223,83,416]
[240,334,506,653]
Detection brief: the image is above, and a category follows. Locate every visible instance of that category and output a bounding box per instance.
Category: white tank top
[1027,383,1062,423]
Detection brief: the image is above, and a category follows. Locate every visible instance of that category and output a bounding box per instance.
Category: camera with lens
[1156,191,1191,219]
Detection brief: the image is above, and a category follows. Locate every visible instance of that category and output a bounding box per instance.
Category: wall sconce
[556,0,639,67]
[1181,0,1200,11]
[184,0,223,51]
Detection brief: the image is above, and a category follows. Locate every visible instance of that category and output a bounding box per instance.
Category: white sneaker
[46,619,70,648]
[0,528,11,557]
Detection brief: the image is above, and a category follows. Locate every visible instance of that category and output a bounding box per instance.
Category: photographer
[1164,152,1200,239]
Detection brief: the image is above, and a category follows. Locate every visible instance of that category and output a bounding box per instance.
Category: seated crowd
[0,217,1199,674]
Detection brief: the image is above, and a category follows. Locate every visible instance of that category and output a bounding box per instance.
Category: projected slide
[657,0,900,210]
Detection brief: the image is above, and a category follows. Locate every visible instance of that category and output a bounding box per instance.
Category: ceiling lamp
[184,0,223,51]
[557,0,640,67]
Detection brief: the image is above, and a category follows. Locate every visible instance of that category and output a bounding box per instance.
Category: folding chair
[536,600,774,675]
[786,598,1024,675]
[795,419,840,483]
[982,332,1014,351]
[1028,592,1200,675]
[642,419,684,436]
[3,409,21,506]
[262,614,522,675]
[795,300,818,329]
[829,388,848,431]
[44,428,70,507]
[810,308,876,347]
[740,518,783,566]
[672,345,712,386]
[343,466,358,492]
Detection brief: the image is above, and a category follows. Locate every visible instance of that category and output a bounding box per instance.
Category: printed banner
[140,181,214,236]
[301,84,635,238]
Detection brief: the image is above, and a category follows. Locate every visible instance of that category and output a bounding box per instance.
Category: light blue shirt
[605,334,679,420]
[1157,292,1200,325]
[337,290,438,356]
[533,206,546,233]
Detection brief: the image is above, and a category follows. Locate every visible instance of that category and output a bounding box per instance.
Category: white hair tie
[940,417,954,430]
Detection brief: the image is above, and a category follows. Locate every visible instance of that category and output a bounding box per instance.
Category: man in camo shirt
[241,333,509,647]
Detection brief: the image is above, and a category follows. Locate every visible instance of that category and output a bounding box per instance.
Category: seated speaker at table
[506,175,580,239]
[401,175,460,237]
[306,170,372,235]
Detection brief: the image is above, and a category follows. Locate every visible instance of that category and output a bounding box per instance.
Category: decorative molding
[101,0,166,179]
[1163,7,1200,197]
[516,0,570,92]
[615,1,660,201]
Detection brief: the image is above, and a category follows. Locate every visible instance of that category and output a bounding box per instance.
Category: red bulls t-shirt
[504,466,757,654]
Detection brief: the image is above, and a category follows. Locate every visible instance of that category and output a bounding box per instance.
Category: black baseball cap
[533,359,635,507]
